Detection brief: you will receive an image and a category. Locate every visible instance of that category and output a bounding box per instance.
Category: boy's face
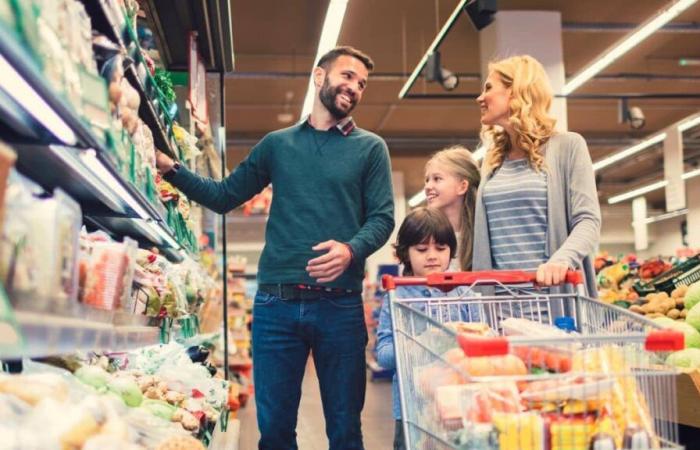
[408,237,451,276]
[316,55,369,119]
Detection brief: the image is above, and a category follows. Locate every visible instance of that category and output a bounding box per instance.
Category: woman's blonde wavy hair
[481,55,556,175]
[425,146,480,271]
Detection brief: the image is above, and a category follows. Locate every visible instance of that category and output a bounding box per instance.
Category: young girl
[376,207,480,450]
[424,146,481,271]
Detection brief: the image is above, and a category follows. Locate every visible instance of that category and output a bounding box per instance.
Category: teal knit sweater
[165,121,395,291]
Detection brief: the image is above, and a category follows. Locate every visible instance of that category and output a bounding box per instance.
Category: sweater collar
[303,116,356,136]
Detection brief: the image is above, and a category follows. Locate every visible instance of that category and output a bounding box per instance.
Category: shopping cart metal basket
[383,270,685,450]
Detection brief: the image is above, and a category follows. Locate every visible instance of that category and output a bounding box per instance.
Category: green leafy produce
[75,365,110,389]
[686,302,700,331]
[665,348,700,369]
[652,317,700,348]
[685,282,700,312]
[141,399,177,421]
[107,377,143,407]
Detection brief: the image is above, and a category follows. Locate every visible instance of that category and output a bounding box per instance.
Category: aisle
[238,358,394,449]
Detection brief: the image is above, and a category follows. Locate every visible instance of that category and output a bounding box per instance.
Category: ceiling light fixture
[592,132,666,172]
[607,167,700,204]
[562,0,697,95]
[299,0,349,120]
[678,115,700,132]
[641,208,688,224]
[0,54,77,145]
[408,191,426,208]
[398,0,470,99]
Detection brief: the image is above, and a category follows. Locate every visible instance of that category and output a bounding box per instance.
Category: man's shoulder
[349,127,386,146]
[262,123,304,142]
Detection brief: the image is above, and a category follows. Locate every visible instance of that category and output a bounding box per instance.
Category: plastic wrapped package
[0,174,81,312]
[82,237,137,311]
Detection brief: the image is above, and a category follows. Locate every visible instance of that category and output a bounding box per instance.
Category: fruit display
[0,341,227,449]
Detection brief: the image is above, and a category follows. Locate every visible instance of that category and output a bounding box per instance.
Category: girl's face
[424,161,468,211]
[408,237,451,277]
[476,71,511,128]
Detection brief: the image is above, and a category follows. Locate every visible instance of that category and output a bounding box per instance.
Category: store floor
[238,357,394,449]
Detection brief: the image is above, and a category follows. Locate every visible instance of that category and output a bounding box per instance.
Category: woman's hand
[536,261,570,286]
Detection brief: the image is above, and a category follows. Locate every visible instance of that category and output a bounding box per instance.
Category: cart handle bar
[456,329,685,357]
[382,270,584,291]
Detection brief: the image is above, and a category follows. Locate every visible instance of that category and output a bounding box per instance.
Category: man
[156,46,394,449]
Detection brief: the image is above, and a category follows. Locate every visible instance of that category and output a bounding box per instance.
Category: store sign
[664,127,685,211]
[189,32,209,124]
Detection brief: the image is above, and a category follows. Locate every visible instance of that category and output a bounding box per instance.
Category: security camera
[628,106,645,130]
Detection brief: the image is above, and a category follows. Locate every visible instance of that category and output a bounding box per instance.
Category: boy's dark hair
[394,207,457,276]
[317,46,374,72]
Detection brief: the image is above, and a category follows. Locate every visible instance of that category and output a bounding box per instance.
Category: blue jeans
[252,290,368,450]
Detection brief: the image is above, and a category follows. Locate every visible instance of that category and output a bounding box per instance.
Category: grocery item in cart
[571,346,657,449]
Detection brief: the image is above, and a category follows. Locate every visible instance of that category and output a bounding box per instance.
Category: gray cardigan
[473,131,602,297]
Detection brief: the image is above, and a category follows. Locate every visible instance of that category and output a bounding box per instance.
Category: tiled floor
[238,358,394,449]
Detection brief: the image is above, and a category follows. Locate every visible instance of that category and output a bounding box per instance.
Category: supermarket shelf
[124,64,178,159]
[141,0,235,73]
[1,311,161,359]
[78,0,128,49]
[0,23,101,149]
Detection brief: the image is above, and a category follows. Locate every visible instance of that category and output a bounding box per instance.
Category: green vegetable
[686,302,700,332]
[613,300,631,309]
[107,377,143,407]
[75,365,110,389]
[141,399,177,421]
[665,348,700,369]
[652,318,700,348]
[684,282,700,311]
[530,367,549,375]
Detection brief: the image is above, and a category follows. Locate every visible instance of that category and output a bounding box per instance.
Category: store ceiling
[221,0,700,220]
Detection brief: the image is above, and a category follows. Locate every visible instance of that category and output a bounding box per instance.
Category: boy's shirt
[375,284,481,420]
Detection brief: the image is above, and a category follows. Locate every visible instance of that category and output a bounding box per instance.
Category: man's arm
[156,141,270,215]
[347,141,395,261]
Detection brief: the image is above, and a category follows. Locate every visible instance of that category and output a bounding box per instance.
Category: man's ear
[313,66,325,89]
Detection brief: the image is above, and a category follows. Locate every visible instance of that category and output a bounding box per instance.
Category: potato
[629,305,644,314]
[681,309,688,319]
[667,309,681,319]
[676,298,685,308]
[646,312,665,319]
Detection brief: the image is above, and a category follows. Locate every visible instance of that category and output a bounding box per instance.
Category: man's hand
[155,150,175,175]
[536,261,570,286]
[306,240,352,284]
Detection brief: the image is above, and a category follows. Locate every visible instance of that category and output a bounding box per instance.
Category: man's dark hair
[317,46,374,72]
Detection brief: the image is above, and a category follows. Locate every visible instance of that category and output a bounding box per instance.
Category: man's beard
[319,76,356,120]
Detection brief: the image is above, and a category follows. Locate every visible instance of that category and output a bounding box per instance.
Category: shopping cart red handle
[382,270,584,291]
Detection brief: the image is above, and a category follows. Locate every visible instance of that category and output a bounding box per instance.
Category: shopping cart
[383,270,685,450]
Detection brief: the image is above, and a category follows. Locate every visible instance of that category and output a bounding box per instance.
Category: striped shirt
[483,158,548,272]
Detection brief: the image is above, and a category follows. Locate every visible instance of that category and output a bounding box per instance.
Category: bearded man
[155,46,394,449]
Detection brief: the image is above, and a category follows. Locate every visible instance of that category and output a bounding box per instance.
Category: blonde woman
[473,55,601,296]
[424,146,480,271]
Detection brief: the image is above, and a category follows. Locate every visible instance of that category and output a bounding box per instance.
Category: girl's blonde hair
[425,146,480,271]
[481,55,556,175]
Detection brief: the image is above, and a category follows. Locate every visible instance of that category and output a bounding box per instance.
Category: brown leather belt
[258,283,360,300]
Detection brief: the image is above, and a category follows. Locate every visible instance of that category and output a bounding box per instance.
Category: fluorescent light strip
[643,208,687,224]
[0,54,77,145]
[299,0,349,120]
[593,132,666,172]
[608,167,700,205]
[563,0,697,95]
[398,0,470,99]
[153,223,180,249]
[408,191,426,207]
[608,180,668,204]
[679,115,700,132]
[79,150,151,220]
